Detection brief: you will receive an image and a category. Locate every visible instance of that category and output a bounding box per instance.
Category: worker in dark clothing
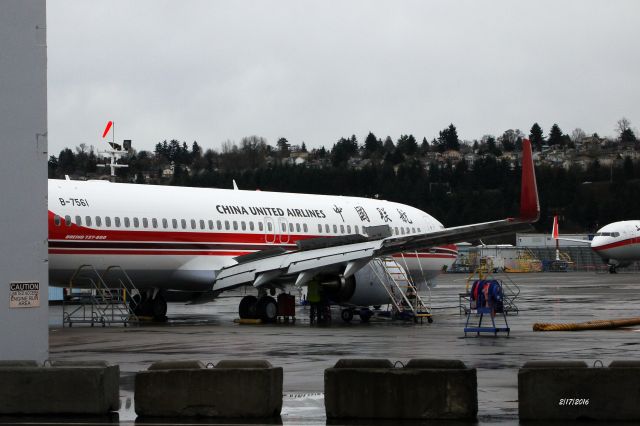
[307,279,321,324]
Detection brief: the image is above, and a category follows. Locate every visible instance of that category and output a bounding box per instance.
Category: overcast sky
[47,0,640,155]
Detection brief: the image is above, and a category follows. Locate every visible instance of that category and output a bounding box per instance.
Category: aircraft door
[278,218,290,244]
[264,217,276,244]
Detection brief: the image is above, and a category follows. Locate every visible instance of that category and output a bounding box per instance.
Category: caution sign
[9,282,40,308]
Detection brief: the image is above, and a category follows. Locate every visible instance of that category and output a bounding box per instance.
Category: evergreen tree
[277,137,290,155]
[529,123,544,151]
[548,123,564,147]
[331,136,359,166]
[192,141,202,159]
[438,124,460,151]
[363,132,383,156]
[383,136,395,153]
[621,128,637,143]
[420,137,430,154]
[396,134,418,156]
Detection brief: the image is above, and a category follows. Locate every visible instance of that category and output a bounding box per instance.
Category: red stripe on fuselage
[48,210,457,256]
[592,237,640,252]
[48,249,250,256]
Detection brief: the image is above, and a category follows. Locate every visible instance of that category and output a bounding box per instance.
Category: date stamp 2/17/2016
[559,398,590,406]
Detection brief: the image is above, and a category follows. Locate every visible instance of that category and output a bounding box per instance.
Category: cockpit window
[596,231,620,237]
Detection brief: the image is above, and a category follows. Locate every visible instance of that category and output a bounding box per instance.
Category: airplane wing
[551,215,591,244]
[212,139,540,293]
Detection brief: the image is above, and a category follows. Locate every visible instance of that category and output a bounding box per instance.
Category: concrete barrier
[0,360,119,415]
[325,358,477,420]
[135,359,282,418]
[519,360,640,421]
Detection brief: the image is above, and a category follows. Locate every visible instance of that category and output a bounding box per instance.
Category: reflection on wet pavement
[44,272,640,425]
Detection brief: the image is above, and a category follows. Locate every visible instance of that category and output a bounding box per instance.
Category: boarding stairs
[370,256,433,323]
[63,265,140,327]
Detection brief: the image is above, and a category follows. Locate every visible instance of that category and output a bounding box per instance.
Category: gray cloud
[47,0,640,155]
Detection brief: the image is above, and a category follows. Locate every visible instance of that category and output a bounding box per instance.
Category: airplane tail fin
[552,215,559,239]
[519,138,540,222]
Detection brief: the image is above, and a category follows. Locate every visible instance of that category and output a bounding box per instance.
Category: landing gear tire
[138,296,154,318]
[239,295,258,319]
[427,316,434,324]
[256,296,278,322]
[151,294,167,321]
[609,265,618,274]
[341,309,354,323]
[359,309,372,323]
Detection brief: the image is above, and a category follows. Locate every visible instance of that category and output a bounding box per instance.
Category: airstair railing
[63,264,138,327]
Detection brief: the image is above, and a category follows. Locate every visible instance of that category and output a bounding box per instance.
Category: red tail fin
[552,215,559,239]
[519,138,539,221]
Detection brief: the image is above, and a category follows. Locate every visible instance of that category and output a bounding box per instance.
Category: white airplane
[49,140,539,321]
[552,216,640,273]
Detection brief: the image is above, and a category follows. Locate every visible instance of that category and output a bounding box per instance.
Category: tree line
[48,120,640,237]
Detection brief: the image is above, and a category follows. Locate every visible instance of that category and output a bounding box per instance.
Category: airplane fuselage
[591,220,640,267]
[48,179,457,292]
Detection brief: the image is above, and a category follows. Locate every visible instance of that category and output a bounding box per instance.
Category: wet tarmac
[37,272,640,424]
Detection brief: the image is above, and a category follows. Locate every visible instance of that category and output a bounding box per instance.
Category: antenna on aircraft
[233,180,239,190]
[97,120,129,180]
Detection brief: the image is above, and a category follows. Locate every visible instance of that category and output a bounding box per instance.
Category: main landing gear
[340,308,373,323]
[609,265,618,274]
[130,289,167,321]
[239,295,278,322]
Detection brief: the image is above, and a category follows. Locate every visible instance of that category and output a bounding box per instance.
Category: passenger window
[233,221,238,230]
[54,215,61,226]
[181,219,187,229]
[326,224,330,233]
[406,227,410,234]
[85,216,92,227]
[340,225,344,234]
[104,216,110,227]
[216,220,222,230]
[296,223,301,232]
[333,224,337,233]
[249,222,254,231]
[96,216,102,227]
[134,217,140,228]
[225,220,230,230]
[259,222,264,231]
[289,223,294,232]
[115,217,121,227]
[172,219,178,229]
[161,219,167,229]
[318,224,322,233]
[142,218,148,228]
[190,219,196,229]
[207,220,213,230]
[267,222,272,232]
[152,218,158,228]
[395,227,399,234]
[355,225,359,234]
[303,223,308,232]
[124,217,130,228]
[241,221,246,231]
[347,225,351,233]
[281,223,286,232]
[75,215,82,226]
[64,215,71,226]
